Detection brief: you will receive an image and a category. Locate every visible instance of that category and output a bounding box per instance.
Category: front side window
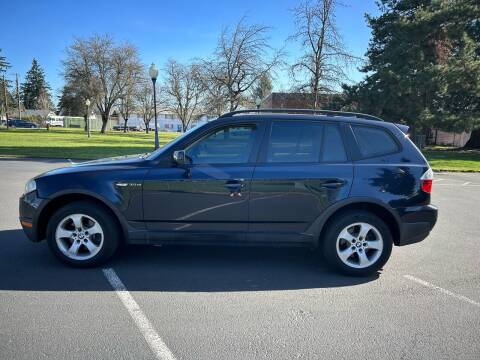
[352,125,399,158]
[186,125,257,164]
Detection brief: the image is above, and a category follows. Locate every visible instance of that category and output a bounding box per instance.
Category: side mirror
[173,150,186,164]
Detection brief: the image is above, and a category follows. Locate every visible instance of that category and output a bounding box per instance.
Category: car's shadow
[0,229,379,292]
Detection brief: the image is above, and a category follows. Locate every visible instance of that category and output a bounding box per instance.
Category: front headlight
[24,179,37,194]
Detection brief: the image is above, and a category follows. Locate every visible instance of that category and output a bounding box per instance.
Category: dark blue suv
[19,109,437,276]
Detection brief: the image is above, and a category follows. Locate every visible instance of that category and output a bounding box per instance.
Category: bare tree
[35,87,52,124]
[198,69,228,117]
[135,78,155,133]
[118,85,136,132]
[162,59,204,132]
[290,0,358,108]
[204,17,282,112]
[63,34,142,133]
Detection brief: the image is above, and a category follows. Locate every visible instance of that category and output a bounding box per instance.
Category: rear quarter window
[352,125,399,158]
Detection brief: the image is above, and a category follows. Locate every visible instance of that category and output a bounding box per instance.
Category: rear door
[248,120,353,244]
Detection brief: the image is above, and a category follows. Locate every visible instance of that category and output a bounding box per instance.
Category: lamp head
[149,63,159,80]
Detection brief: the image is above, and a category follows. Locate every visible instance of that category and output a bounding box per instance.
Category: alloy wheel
[55,213,104,260]
[335,222,383,269]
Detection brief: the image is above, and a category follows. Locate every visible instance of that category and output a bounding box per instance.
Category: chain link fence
[410,134,426,149]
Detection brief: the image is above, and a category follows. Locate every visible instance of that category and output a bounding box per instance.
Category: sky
[1,0,380,101]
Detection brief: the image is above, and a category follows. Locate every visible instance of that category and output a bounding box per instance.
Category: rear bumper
[397,204,438,246]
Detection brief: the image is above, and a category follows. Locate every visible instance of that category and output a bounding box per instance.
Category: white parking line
[404,274,480,308]
[102,268,177,360]
[435,183,480,186]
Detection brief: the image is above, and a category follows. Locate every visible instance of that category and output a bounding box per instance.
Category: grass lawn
[422,147,480,172]
[0,128,179,160]
[1,128,479,171]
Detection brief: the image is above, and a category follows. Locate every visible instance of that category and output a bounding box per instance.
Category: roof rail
[218,108,384,122]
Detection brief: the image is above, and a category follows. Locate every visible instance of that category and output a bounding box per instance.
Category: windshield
[145,122,210,160]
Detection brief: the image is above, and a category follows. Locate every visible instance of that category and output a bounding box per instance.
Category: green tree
[340,0,480,138]
[57,82,87,116]
[0,49,14,119]
[0,49,9,74]
[253,72,273,102]
[21,58,52,110]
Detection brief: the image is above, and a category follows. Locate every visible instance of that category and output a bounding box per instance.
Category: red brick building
[261,92,339,109]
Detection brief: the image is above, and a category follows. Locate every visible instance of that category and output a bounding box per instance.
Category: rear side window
[265,121,348,163]
[267,122,323,163]
[352,125,399,158]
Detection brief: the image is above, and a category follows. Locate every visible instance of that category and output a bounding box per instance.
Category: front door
[143,122,264,243]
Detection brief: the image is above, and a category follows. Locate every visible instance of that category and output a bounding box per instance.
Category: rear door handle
[225,179,245,196]
[320,180,345,189]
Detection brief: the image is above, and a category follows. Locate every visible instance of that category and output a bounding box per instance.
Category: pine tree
[0,49,9,75]
[253,73,273,101]
[57,82,86,116]
[0,49,13,118]
[340,0,480,137]
[21,58,52,110]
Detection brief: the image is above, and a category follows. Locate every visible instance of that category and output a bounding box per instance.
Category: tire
[322,210,393,276]
[46,201,120,267]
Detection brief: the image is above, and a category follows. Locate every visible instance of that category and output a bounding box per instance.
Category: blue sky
[1,0,379,100]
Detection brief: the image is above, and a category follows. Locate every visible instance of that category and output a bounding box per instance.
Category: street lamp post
[85,99,91,138]
[255,97,261,111]
[149,63,159,150]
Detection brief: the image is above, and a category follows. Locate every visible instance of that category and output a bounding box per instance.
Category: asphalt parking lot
[0,158,479,360]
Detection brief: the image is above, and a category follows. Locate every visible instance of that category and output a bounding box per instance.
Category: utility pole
[3,75,9,130]
[16,74,21,120]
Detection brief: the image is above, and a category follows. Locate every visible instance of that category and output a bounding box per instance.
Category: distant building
[116,112,217,132]
[429,129,471,147]
[20,109,54,119]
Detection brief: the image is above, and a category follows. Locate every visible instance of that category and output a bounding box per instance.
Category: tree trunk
[124,118,128,133]
[464,128,480,149]
[101,114,108,133]
[84,114,88,131]
[145,124,149,133]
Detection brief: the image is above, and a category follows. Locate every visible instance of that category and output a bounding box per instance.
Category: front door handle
[182,166,192,179]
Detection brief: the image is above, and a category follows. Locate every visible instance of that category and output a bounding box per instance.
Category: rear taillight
[420,168,433,193]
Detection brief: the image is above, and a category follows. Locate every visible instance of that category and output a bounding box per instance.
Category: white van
[46,117,64,127]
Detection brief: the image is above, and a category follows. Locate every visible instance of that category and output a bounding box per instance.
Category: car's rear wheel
[322,210,393,276]
[46,201,120,267]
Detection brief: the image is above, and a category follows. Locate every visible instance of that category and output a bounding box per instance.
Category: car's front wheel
[46,201,120,267]
[322,210,393,276]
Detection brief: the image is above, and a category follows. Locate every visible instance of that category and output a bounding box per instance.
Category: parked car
[8,119,38,128]
[19,109,437,276]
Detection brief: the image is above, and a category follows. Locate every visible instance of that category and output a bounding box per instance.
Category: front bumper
[19,191,44,242]
[397,204,438,246]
